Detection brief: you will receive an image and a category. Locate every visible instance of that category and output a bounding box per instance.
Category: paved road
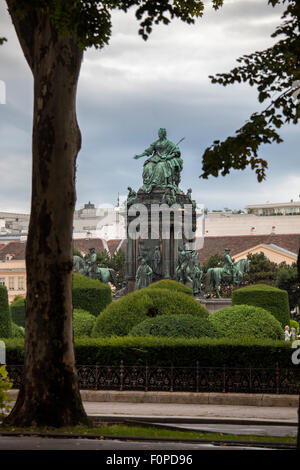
[0,436,269,451]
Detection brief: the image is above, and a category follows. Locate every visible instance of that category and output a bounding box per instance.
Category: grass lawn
[0,422,296,445]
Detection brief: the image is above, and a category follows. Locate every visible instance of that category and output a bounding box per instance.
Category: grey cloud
[0,0,298,213]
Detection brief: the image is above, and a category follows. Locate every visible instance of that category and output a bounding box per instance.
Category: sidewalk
[84,401,298,423]
[8,389,299,423]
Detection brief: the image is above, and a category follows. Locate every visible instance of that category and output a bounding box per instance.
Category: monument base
[197,298,232,314]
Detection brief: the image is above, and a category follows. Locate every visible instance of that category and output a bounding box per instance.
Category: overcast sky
[0,0,299,214]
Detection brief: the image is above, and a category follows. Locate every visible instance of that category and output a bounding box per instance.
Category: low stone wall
[197,298,232,314]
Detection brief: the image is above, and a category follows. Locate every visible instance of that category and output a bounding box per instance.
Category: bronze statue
[84,247,98,278]
[135,258,153,290]
[175,245,203,296]
[127,186,137,207]
[134,128,183,194]
[73,247,118,287]
[152,245,161,276]
[206,250,250,298]
[186,188,197,209]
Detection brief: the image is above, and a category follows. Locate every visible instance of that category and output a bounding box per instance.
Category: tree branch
[6,0,36,71]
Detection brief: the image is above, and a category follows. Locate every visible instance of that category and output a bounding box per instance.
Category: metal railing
[6,362,300,394]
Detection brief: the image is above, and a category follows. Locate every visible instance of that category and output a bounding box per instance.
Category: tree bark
[4,5,89,426]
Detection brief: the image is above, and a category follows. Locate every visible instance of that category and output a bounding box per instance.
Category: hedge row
[10,297,26,327]
[129,314,219,338]
[1,337,294,369]
[73,309,96,337]
[0,285,12,338]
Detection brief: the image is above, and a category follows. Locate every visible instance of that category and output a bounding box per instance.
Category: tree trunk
[4,5,89,426]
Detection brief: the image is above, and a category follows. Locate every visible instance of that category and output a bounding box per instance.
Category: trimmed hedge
[290,320,299,330]
[209,304,283,340]
[145,280,193,296]
[232,283,290,328]
[11,322,24,338]
[129,314,219,338]
[73,309,96,337]
[2,336,293,369]
[10,297,26,328]
[72,273,112,317]
[0,285,12,338]
[92,288,209,337]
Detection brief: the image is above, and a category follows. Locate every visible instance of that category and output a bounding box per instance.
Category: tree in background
[202,253,223,274]
[3,0,223,427]
[73,247,83,259]
[276,262,299,315]
[243,252,278,286]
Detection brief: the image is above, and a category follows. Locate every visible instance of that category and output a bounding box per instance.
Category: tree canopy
[200,0,300,182]
[3,0,224,51]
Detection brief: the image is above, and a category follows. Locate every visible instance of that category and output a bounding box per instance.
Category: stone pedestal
[197,298,232,314]
[125,188,196,291]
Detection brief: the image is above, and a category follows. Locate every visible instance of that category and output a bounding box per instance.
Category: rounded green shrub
[73,309,96,337]
[72,273,112,317]
[0,285,12,338]
[209,304,283,340]
[290,319,299,330]
[92,290,154,337]
[129,314,219,338]
[145,288,209,317]
[10,297,26,327]
[145,280,193,296]
[11,322,24,338]
[232,283,290,328]
[92,288,209,337]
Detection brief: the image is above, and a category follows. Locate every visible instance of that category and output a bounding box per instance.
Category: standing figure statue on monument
[175,245,203,296]
[136,258,153,290]
[151,245,161,277]
[127,186,138,207]
[134,128,183,194]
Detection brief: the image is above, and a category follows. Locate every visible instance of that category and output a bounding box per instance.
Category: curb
[80,390,298,407]
[89,415,298,427]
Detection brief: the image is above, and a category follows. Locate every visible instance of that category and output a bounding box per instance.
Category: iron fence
[5,362,300,395]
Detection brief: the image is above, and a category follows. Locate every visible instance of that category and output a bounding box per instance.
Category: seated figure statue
[134,128,183,194]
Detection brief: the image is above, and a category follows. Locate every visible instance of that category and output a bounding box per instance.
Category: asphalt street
[0,436,270,451]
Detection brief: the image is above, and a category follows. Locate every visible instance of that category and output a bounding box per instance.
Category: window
[8,277,14,290]
[18,277,24,290]
[0,278,5,286]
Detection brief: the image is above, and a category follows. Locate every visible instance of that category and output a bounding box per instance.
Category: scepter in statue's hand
[134,154,144,159]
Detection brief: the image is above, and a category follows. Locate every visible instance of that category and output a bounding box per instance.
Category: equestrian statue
[73,247,118,287]
[205,248,250,298]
